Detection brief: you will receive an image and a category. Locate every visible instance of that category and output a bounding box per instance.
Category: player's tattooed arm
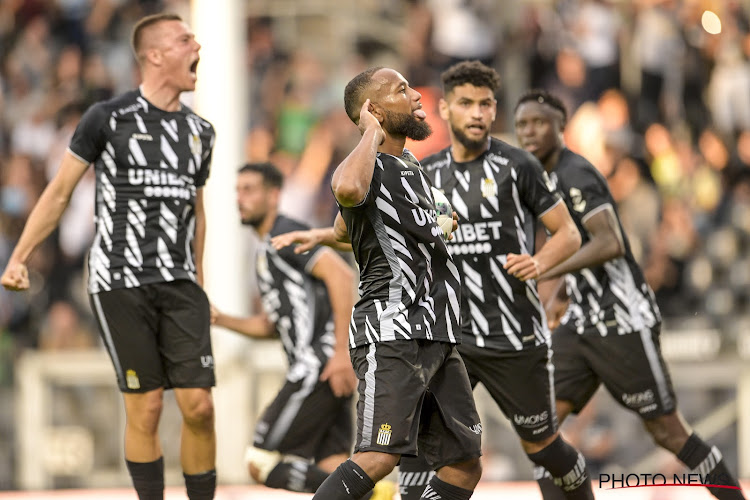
[270,213,353,254]
[538,204,624,281]
[331,99,385,207]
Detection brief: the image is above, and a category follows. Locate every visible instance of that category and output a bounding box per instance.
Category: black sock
[312,459,375,499]
[676,433,744,500]
[126,457,164,500]
[534,465,568,500]
[264,460,330,492]
[420,475,473,500]
[183,469,216,500]
[527,436,593,500]
[399,455,435,499]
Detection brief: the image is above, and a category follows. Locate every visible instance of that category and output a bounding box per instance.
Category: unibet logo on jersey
[376,423,392,446]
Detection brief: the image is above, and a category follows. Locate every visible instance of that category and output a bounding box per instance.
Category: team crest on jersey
[481,177,497,198]
[569,187,587,212]
[189,133,202,158]
[376,423,392,446]
[547,171,559,191]
[126,369,140,390]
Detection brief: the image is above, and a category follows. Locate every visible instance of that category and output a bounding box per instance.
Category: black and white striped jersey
[339,150,462,348]
[68,89,215,294]
[422,138,562,351]
[551,149,661,335]
[257,215,335,380]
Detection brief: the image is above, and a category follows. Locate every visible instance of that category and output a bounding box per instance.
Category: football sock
[126,457,164,500]
[676,433,744,499]
[398,454,435,499]
[534,465,568,500]
[264,460,330,492]
[183,469,216,500]
[527,436,593,499]
[420,475,473,500]
[311,459,376,499]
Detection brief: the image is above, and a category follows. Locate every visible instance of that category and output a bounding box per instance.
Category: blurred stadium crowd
[0,0,749,491]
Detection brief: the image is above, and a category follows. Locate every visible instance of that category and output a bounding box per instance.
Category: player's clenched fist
[1,261,30,291]
[504,253,542,282]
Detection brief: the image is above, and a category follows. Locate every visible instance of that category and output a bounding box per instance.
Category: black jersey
[422,138,562,351]
[551,149,661,335]
[257,215,335,380]
[339,150,462,348]
[68,89,215,294]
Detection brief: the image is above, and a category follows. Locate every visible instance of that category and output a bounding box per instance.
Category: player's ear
[269,186,281,207]
[145,47,163,66]
[369,101,385,123]
[438,98,449,121]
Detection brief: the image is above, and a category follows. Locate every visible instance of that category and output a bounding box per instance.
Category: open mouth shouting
[189,58,199,80]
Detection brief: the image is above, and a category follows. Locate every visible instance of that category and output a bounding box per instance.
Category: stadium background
[1,0,750,497]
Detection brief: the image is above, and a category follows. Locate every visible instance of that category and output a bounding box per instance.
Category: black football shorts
[350,340,482,470]
[459,342,558,442]
[90,279,215,392]
[553,322,676,419]
[254,370,353,461]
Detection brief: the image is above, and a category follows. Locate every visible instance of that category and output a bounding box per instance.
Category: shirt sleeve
[517,151,562,218]
[67,103,109,163]
[278,243,328,275]
[272,217,328,274]
[558,162,612,222]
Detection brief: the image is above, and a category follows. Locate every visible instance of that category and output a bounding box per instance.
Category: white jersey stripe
[359,343,378,448]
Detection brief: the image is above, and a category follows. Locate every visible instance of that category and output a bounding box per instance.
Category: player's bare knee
[521,431,558,455]
[244,447,282,484]
[370,452,400,474]
[181,396,214,429]
[437,457,482,488]
[458,457,483,483]
[353,451,400,480]
[124,392,163,433]
[644,414,688,453]
[316,453,348,473]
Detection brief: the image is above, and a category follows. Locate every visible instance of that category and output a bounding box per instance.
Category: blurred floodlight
[701,10,722,35]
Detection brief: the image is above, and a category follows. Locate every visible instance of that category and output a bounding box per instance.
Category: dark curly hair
[441,60,501,96]
[238,162,284,189]
[344,66,383,124]
[514,89,568,126]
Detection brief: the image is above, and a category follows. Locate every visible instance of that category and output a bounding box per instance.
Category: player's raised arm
[1,151,89,291]
[538,204,625,281]
[331,99,385,207]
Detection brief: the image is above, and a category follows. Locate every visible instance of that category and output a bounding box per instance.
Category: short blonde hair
[131,13,183,62]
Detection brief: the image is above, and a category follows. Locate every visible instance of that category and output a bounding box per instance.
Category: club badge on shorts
[376,423,392,446]
[126,369,141,390]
